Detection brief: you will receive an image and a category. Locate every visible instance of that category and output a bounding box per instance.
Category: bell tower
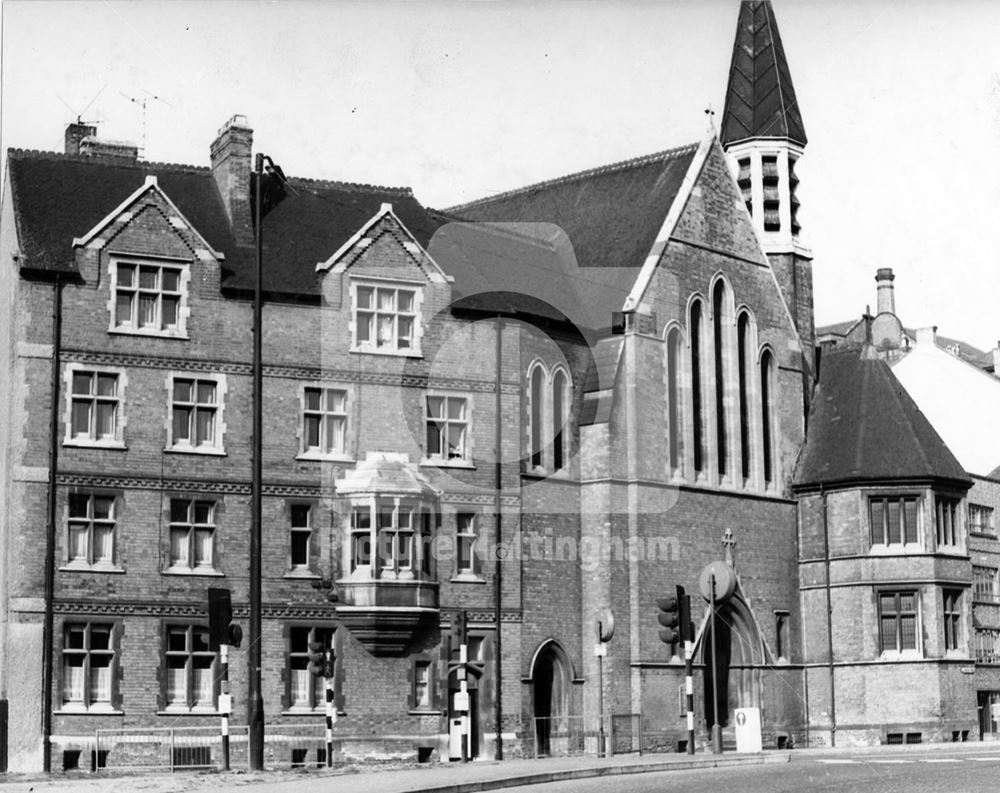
[721,1,813,364]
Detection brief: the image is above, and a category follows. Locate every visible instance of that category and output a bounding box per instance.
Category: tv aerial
[120,89,172,156]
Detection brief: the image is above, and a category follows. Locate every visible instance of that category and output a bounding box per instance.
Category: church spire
[721,0,807,147]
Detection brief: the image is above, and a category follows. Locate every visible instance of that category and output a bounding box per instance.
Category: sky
[2,0,1000,351]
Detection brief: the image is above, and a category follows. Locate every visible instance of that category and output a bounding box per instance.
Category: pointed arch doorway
[530,640,573,756]
[697,593,765,731]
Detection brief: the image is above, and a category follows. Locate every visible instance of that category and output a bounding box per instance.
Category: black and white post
[219,643,231,770]
[324,661,336,768]
[683,596,694,756]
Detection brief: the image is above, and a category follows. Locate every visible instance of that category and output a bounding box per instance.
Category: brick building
[4,0,987,774]
[805,271,1000,745]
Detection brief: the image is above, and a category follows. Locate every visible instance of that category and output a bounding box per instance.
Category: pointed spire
[721,1,807,147]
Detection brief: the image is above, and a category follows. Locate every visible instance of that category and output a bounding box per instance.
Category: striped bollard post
[220,643,230,770]
[325,674,336,767]
[684,636,695,755]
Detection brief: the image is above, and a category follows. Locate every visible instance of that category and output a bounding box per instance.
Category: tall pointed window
[713,282,730,479]
[529,366,544,469]
[552,369,568,471]
[737,313,752,483]
[760,350,775,487]
[690,301,705,475]
[666,328,683,476]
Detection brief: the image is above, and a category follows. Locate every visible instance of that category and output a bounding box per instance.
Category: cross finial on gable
[722,528,736,568]
[704,104,717,135]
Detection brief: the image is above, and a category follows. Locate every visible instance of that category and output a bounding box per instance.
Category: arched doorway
[530,640,573,756]
[698,594,765,730]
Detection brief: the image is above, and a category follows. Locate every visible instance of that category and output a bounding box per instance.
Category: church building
[1,1,991,776]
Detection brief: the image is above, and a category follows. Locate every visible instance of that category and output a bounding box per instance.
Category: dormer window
[109,257,189,338]
[351,280,422,356]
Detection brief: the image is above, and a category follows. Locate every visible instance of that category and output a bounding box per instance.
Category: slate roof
[5,149,447,296]
[6,150,240,276]
[445,144,699,334]
[720,1,807,146]
[794,348,971,490]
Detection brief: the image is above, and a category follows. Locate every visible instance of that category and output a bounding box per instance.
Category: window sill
[284,569,321,580]
[420,459,475,470]
[55,706,123,716]
[450,575,486,584]
[59,563,125,574]
[163,567,225,577]
[969,531,998,539]
[879,651,924,661]
[62,439,127,450]
[868,545,925,554]
[349,346,423,359]
[164,446,227,457]
[282,709,347,717]
[296,452,355,464]
[408,709,442,716]
[109,327,189,340]
[157,707,219,716]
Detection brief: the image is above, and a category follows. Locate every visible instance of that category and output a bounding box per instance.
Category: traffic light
[308,640,328,677]
[657,585,690,645]
[453,610,467,648]
[208,588,233,651]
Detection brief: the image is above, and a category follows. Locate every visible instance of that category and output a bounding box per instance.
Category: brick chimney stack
[65,122,97,155]
[210,115,254,244]
[875,268,895,315]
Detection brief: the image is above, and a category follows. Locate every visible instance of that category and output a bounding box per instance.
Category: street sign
[453,691,470,712]
[594,643,607,657]
[699,561,736,603]
[734,707,762,753]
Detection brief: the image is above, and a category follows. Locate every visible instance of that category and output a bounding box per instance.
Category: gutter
[821,484,836,746]
[41,274,63,773]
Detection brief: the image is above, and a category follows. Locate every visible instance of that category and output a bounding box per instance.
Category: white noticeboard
[734,707,762,753]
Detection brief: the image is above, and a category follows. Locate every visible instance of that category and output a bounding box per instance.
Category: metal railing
[93,725,251,773]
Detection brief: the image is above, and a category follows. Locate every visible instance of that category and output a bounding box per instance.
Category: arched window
[737,313,752,483]
[666,328,684,476]
[552,369,568,471]
[530,365,545,469]
[690,300,706,475]
[713,282,730,479]
[760,349,775,487]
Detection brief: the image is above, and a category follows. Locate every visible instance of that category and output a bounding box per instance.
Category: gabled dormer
[316,202,453,359]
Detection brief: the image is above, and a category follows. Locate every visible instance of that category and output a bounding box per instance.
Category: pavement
[1,741,998,793]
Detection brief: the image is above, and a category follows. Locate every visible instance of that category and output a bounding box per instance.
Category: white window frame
[166,498,221,575]
[935,495,964,552]
[107,255,190,339]
[61,622,117,713]
[969,503,996,536]
[454,512,483,581]
[163,624,217,713]
[297,385,352,461]
[63,364,127,449]
[942,588,964,656]
[349,277,423,357]
[525,360,572,476]
[165,373,227,455]
[974,566,1000,603]
[63,492,121,572]
[868,494,922,552]
[287,625,336,712]
[423,392,472,467]
[287,502,316,576]
[345,496,436,582]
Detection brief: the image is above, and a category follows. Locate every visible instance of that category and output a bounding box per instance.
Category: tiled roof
[5,149,447,297]
[720,1,807,146]
[794,348,971,490]
[815,319,862,338]
[7,150,240,276]
[446,144,699,334]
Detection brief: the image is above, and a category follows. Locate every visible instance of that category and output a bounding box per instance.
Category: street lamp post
[248,152,266,770]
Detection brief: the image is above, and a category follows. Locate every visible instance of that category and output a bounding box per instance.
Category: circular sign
[598,609,615,643]
[699,561,736,603]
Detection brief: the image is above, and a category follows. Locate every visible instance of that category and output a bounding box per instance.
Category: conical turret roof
[721,1,807,147]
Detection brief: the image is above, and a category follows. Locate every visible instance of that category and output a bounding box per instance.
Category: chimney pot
[875,267,896,315]
[65,121,97,155]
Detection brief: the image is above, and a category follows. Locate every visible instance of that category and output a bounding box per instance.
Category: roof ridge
[287,174,413,197]
[6,147,210,174]
[445,142,700,213]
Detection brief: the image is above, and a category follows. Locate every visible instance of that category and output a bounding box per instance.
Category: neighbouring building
[1,0,995,777]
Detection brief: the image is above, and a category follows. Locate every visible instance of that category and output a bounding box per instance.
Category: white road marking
[869,759,913,764]
[923,758,960,763]
[817,759,857,764]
